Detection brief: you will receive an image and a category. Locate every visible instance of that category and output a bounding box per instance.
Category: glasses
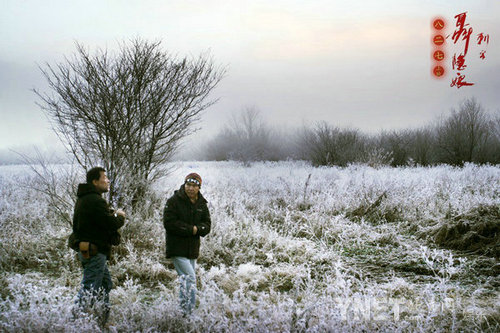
[185,180,200,186]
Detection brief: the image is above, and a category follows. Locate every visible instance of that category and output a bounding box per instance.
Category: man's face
[93,171,110,193]
[185,182,200,199]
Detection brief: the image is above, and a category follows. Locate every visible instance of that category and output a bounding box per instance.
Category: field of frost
[0,161,499,332]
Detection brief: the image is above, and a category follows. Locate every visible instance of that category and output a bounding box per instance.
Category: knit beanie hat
[185,173,202,186]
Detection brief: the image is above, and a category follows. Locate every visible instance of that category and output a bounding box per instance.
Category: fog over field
[0,161,499,331]
[2,1,500,151]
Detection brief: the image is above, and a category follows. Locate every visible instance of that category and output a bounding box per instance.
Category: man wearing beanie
[163,172,211,315]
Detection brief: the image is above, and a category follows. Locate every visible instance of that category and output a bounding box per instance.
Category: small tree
[228,107,272,162]
[486,110,500,164]
[378,130,412,167]
[409,126,435,166]
[34,39,225,206]
[204,107,286,163]
[435,98,492,165]
[299,121,367,166]
[492,111,500,142]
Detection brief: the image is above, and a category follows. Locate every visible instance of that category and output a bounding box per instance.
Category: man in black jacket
[72,167,125,325]
[163,172,211,315]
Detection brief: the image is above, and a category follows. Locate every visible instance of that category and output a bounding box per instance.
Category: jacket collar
[76,183,101,198]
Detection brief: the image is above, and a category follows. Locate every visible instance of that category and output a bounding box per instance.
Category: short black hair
[86,167,106,184]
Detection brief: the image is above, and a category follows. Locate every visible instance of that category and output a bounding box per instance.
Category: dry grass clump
[346,191,403,224]
[431,205,500,258]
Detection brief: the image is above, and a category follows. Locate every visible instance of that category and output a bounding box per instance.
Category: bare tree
[15,148,79,227]
[409,126,435,166]
[492,110,500,141]
[299,121,367,166]
[204,107,286,163]
[377,130,413,166]
[34,39,225,205]
[435,98,492,165]
[228,107,271,162]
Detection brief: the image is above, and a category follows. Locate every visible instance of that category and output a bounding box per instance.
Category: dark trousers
[76,252,112,325]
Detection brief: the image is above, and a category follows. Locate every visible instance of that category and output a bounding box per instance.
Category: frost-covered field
[0,161,499,332]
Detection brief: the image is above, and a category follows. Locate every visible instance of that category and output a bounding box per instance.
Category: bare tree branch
[33,38,225,206]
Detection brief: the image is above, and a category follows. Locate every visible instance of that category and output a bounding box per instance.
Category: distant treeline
[203,98,500,166]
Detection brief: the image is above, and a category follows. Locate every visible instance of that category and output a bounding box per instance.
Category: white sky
[0,0,499,150]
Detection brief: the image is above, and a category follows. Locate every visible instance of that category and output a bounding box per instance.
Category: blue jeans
[172,257,196,315]
[76,252,112,324]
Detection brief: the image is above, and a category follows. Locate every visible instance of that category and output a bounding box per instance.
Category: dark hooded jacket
[72,183,124,258]
[163,185,211,259]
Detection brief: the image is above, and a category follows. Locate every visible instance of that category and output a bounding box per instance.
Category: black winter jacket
[72,183,124,258]
[163,185,211,259]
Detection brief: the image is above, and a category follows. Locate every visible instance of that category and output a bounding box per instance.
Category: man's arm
[195,204,211,237]
[93,196,124,233]
[72,203,80,234]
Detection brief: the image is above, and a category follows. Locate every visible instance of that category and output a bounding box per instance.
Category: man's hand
[116,209,126,218]
[193,225,198,235]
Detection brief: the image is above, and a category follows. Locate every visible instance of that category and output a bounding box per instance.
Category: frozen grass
[0,161,499,332]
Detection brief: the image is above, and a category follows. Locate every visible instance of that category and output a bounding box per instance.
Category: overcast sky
[1,0,499,153]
